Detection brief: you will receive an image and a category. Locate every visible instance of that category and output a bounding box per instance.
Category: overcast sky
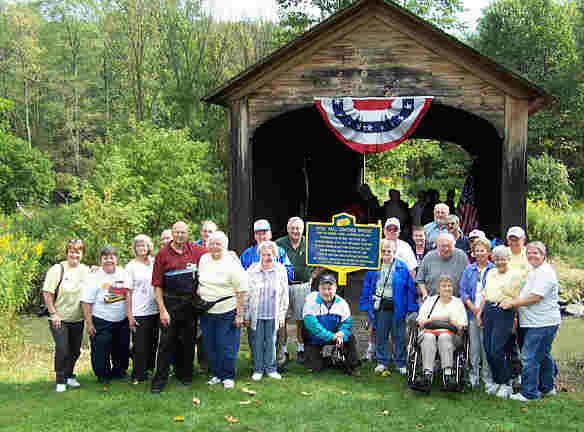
[204,0,493,29]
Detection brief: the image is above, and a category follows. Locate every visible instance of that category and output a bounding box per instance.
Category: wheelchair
[407,323,470,393]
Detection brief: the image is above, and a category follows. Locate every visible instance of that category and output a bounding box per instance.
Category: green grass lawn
[1,316,583,432]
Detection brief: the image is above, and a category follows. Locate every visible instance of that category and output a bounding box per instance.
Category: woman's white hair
[258,240,278,256]
[208,231,228,249]
[492,245,511,259]
[527,241,547,257]
[133,234,154,255]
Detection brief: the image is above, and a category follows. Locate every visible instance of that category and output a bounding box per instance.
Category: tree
[473,0,584,195]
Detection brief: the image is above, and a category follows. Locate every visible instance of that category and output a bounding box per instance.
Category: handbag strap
[426,296,440,320]
[54,263,65,300]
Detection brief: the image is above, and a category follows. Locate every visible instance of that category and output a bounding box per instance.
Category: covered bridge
[204,0,552,254]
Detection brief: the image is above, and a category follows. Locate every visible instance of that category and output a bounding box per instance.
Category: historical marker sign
[306,213,381,284]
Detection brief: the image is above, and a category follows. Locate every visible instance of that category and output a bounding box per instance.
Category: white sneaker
[251,372,263,381]
[485,383,499,395]
[543,388,557,397]
[267,371,282,380]
[56,384,66,393]
[510,392,530,402]
[365,350,374,361]
[374,364,387,374]
[496,384,512,399]
[66,378,81,388]
[223,379,235,389]
[398,366,407,376]
[469,374,479,387]
[207,376,221,385]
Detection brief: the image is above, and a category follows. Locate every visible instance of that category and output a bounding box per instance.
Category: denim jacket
[459,261,495,320]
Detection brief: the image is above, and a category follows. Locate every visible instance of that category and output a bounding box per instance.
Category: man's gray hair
[447,214,460,224]
[492,245,511,259]
[208,231,228,249]
[258,240,278,256]
[133,234,153,255]
[527,241,547,257]
[436,232,455,245]
[435,203,449,213]
[287,216,304,229]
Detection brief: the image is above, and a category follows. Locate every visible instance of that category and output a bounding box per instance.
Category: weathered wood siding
[247,17,505,137]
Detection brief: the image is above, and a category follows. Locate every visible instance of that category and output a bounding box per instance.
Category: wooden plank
[501,95,528,234]
[228,98,253,254]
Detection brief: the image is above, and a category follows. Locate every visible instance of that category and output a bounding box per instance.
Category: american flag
[458,173,479,235]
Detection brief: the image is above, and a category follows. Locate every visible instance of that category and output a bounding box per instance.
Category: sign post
[306,213,382,285]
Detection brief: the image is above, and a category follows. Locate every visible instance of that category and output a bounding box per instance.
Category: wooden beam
[501,95,528,235]
[228,98,253,254]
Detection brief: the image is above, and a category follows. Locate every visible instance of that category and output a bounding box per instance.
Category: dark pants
[197,333,208,372]
[200,309,241,380]
[483,303,514,385]
[49,320,84,384]
[152,302,196,389]
[131,314,159,381]
[90,316,130,382]
[304,334,360,373]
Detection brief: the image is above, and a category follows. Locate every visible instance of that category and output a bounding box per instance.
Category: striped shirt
[256,268,277,319]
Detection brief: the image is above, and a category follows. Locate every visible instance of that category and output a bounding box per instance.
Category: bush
[0,128,56,213]
[0,215,43,352]
[527,154,573,209]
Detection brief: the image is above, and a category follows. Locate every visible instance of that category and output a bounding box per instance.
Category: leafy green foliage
[527,153,573,209]
[0,128,55,213]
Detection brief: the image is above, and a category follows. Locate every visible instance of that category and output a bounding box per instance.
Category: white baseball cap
[506,226,526,238]
[253,219,271,232]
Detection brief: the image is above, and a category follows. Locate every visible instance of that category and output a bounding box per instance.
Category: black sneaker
[297,351,305,363]
[151,383,165,394]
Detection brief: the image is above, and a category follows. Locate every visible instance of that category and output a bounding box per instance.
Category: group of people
[42,200,561,402]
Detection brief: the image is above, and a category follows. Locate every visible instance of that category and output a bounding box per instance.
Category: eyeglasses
[386,227,399,232]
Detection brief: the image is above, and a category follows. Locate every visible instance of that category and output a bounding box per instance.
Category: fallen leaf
[381,370,392,377]
[416,424,424,429]
[225,415,239,424]
[341,391,350,395]
[381,410,390,416]
[239,400,252,405]
[173,416,185,423]
[254,400,261,405]
[520,406,528,413]
[300,391,312,396]
[192,397,201,405]
[241,387,256,396]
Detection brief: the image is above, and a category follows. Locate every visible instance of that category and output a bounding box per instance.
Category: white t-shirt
[396,239,417,271]
[81,268,131,322]
[518,262,561,328]
[125,258,159,317]
[474,266,489,308]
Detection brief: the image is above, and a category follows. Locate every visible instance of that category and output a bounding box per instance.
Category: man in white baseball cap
[505,226,530,276]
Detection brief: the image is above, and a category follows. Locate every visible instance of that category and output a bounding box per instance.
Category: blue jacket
[359,258,418,325]
[240,244,294,282]
[303,292,353,346]
[459,261,495,320]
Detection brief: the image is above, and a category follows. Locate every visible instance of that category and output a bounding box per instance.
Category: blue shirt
[240,244,294,282]
[424,221,448,249]
[459,261,495,320]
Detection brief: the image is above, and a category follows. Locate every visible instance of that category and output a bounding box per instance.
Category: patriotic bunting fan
[314,97,433,154]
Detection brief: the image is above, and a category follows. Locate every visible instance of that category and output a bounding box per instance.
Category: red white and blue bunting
[314,97,433,154]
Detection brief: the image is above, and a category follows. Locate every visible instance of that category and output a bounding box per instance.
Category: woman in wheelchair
[414,274,468,391]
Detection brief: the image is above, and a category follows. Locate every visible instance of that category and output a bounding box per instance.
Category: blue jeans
[374,309,406,368]
[250,319,277,373]
[90,316,130,382]
[200,309,241,380]
[482,303,514,385]
[520,325,559,400]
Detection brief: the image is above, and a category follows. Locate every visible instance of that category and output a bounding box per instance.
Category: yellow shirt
[483,268,523,303]
[417,295,468,327]
[198,253,248,314]
[506,246,531,277]
[42,261,90,322]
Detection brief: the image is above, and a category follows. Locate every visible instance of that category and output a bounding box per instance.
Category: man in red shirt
[151,221,207,393]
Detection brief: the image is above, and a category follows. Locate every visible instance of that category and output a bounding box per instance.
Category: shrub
[527,154,573,209]
[0,215,43,352]
[0,128,56,213]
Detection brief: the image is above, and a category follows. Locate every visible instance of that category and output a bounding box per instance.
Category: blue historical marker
[306,213,382,285]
